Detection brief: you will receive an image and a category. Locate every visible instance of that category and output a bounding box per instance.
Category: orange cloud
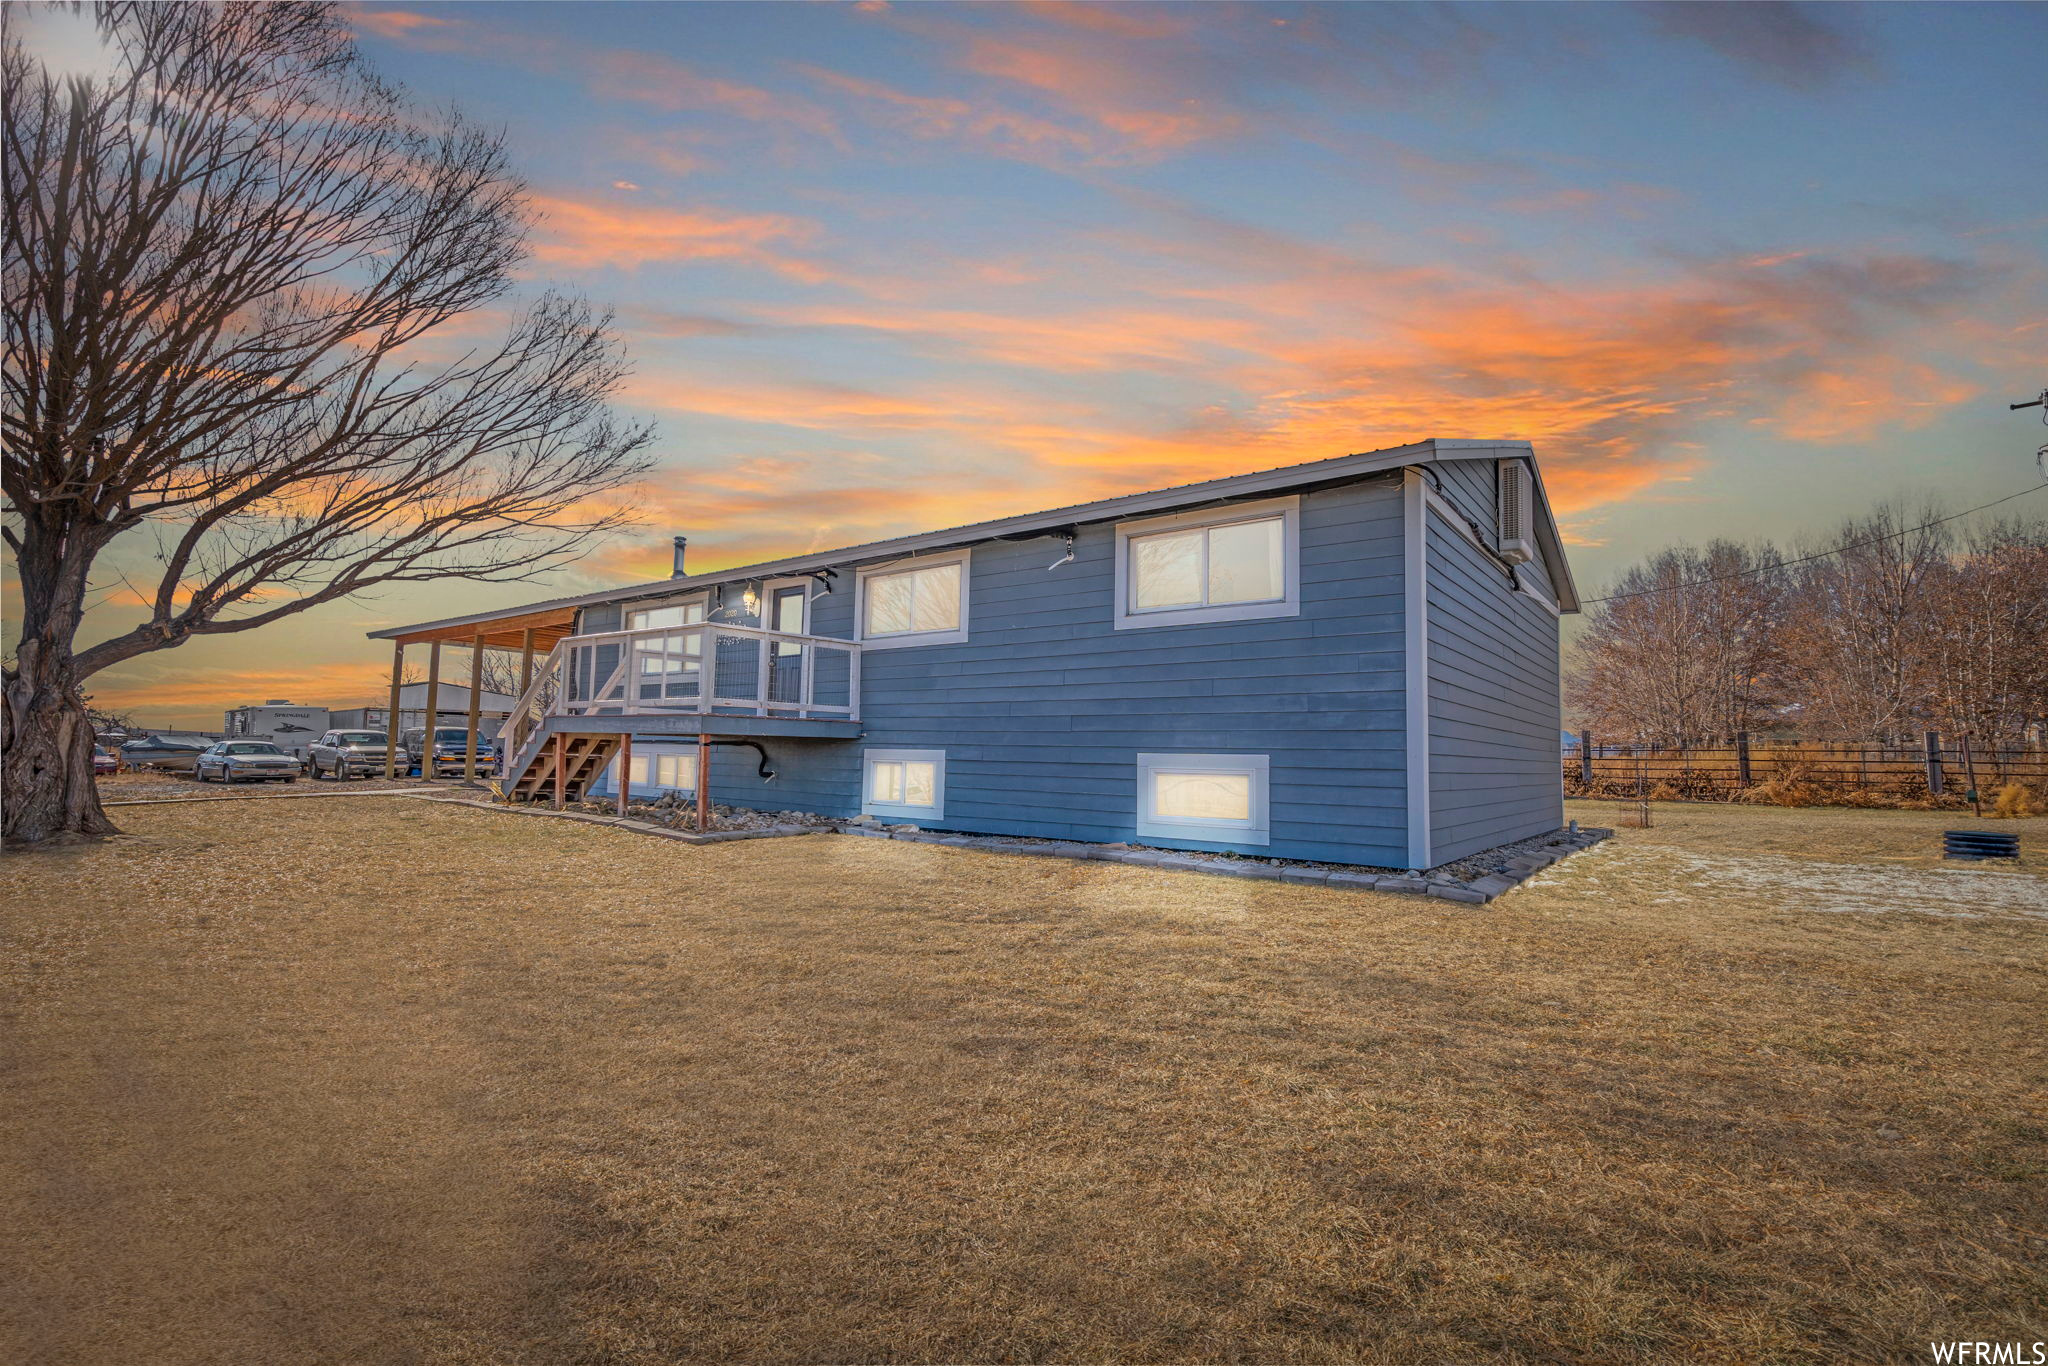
[86,657,405,721]
[1770,359,1980,444]
[527,195,828,278]
[349,9,452,39]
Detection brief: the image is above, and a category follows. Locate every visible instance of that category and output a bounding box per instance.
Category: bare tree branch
[3,2,656,844]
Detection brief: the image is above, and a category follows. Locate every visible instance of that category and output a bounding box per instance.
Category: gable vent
[1497,460,1536,566]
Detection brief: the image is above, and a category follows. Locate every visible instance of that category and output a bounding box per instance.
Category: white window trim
[855,549,971,649]
[1113,495,1300,631]
[624,591,709,631]
[861,748,946,820]
[1135,752,1270,846]
[761,576,813,633]
[604,746,699,797]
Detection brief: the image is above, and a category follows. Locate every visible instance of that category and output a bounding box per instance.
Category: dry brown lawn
[3,797,2043,1365]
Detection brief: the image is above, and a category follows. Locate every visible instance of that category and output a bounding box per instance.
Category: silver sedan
[194,741,302,784]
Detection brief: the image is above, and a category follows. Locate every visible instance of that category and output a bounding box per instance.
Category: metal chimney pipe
[671,535,688,577]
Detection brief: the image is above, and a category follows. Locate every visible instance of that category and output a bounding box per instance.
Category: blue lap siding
[1423,473,1565,864]
[588,475,1412,865]
[571,456,1565,869]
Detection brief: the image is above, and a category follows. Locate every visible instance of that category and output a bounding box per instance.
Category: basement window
[619,749,697,795]
[1136,753,1270,846]
[863,748,945,820]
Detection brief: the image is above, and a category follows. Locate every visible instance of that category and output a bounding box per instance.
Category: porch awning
[377,604,578,652]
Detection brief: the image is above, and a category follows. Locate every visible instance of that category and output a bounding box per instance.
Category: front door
[767,582,808,706]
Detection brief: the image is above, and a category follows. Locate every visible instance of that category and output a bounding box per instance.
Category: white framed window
[862,748,945,820]
[626,594,708,632]
[1136,752,1270,846]
[856,550,969,648]
[1113,496,1299,630]
[617,748,697,794]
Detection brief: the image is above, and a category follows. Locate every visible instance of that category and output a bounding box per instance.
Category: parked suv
[399,726,498,777]
[309,729,400,780]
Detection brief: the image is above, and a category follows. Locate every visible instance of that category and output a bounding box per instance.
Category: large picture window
[862,748,945,820]
[857,552,969,647]
[1136,752,1270,845]
[1114,497,1299,629]
[627,596,706,631]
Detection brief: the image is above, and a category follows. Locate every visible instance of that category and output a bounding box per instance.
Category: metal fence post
[1924,730,1944,797]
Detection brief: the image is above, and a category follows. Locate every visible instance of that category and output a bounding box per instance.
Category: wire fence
[1562,732,2048,807]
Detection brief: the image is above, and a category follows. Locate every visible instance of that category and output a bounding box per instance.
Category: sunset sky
[61,1,2048,727]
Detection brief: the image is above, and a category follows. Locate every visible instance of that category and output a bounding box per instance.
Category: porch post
[696,732,711,833]
[465,632,484,780]
[384,643,404,780]
[616,731,632,818]
[422,640,442,783]
[553,732,566,810]
[519,627,536,696]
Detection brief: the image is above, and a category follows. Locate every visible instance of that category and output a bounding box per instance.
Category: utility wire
[1582,482,2048,607]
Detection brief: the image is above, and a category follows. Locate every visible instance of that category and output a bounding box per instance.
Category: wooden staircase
[508,732,624,804]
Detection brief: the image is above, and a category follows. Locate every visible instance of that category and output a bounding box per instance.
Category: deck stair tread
[508,732,622,804]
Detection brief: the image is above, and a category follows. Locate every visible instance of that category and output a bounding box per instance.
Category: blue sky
[67,1,2048,723]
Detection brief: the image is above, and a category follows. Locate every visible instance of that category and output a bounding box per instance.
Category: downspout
[1403,469,1432,873]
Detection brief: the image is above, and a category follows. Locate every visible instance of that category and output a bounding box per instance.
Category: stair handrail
[495,638,567,774]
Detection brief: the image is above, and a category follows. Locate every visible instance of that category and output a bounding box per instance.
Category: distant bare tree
[1568,539,1786,745]
[1919,517,2048,746]
[1777,500,1950,742]
[3,3,654,844]
[401,651,525,700]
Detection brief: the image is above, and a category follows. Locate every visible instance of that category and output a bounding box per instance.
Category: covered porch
[370,605,581,781]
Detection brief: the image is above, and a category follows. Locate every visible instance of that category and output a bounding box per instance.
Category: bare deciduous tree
[3,3,654,844]
[1570,501,2048,751]
[1778,500,1951,743]
[1567,539,1785,745]
[1920,518,2048,745]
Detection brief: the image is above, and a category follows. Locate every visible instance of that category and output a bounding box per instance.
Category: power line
[1582,482,2048,607]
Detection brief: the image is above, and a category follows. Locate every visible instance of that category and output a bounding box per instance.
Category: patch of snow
[1530,842,2047,920]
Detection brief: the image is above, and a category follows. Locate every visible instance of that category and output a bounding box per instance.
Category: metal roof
[369,438,1579,641]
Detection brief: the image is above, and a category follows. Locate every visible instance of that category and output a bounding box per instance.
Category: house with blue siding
[370,439,1579,871]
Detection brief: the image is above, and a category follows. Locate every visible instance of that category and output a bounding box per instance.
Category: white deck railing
[495,622,863,778]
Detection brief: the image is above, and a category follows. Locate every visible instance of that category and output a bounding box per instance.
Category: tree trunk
[2,641,118,846]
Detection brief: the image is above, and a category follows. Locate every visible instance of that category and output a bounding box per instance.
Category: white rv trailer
[222,701,332,759]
